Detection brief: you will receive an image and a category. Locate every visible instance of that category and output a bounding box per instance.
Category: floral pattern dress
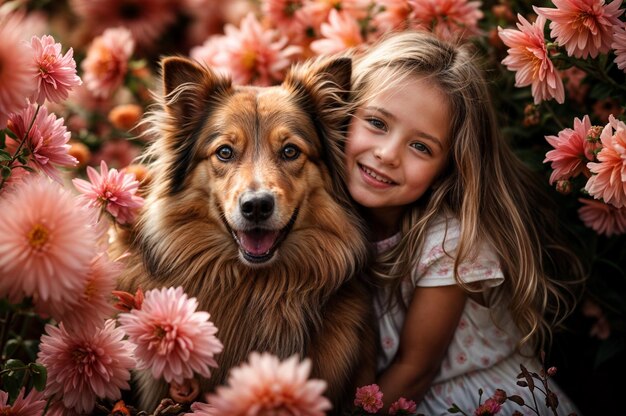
[373,217,582,416]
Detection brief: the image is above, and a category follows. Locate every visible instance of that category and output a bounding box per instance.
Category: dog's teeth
[363,166,392,184]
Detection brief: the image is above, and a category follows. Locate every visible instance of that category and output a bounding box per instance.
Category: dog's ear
[283,56,353,205]
[161,56,231,121]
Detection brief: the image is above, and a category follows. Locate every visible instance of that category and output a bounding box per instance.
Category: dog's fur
[115,56,376,413]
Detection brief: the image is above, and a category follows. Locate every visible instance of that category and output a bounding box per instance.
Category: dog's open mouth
[231,209,298,264]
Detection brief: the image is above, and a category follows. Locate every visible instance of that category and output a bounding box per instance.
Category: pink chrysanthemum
[7,104,77,182]
[37,320,136,414]
[262,0,309,44]
[371,0,412,35]
[474,398,502,416]
[81,27,135,99]
[613,24,626,70]
[69,0,176,48]
[0,176,97,305]
[534,0,623,59]
[310,9,365,55]
[578,198,626,236]
[117,286,223,384]
[389,397,418,415]
[408,0,484,41]
[544,115,597,183]
[216,12,302,86]
[190,35,228,72]
[207,352,331,416]
[30,35,82,105]
[0,388,46,416]
[37,253,120,336]
[73,160,144,225]
[0,11,37,129]
[354,384,384,413]
[499,14,565,104]
[585,114,626,208]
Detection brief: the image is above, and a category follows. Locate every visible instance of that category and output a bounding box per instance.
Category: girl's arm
[377,284,467,408]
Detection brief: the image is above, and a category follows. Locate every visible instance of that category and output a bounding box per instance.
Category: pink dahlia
[613,24,626,70]
[207,352,332,416]
[37,320,136,414]
[0,176,97,305]
[389,397,418,415]
[0,11,37,129]
[37,253,120,336]
[6,104,77,182]
[499,14,565,104]
[69,0,176,48]
[81,27,135,99]
[578,198,626,236]
[371,0,413,35]
[117,286,223,384]
[310,9,365,55]
[534,0,623,59]
[474,398,502,415]
[408,0,484,41]
[216,12,302,86]
[354,384,384,413]
[73,160,144,225]
[585,115,626,208]
[544,115,597,183]
[30,35,82,105]
[0,388,46,416]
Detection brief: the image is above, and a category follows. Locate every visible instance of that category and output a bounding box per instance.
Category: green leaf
[0,129,5,148]
[3,338,21,359]
[4,359,26,371]
[507,394,525,406]
[1,165,12,180]
[28,363,47,391]
[4,129,17,139]
[2,359,26,401]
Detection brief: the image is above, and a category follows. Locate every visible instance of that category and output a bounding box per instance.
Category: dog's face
[146,56,355,268]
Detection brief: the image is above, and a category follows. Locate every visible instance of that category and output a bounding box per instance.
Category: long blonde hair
[348,31,585,350]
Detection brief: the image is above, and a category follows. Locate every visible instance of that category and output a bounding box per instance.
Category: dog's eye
[282,145,300,161]
[216,145,234,161]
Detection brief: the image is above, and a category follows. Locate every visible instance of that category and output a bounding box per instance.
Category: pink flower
[37,253,120,336]
[544,115,596,183]
[81,27,135,99]
[0,176,97,305]
[262,0,310,44]
[37,320,136,414]
[499,14,565,104]
[578,198,626,236]
[613,24,626,70]
[585,115,626,208]
[371,0,413,35]
[0,11,37,128]
[216,12,302,86]
[190,35,228,70]
[0,388,46,416]
[73,160,144,225]
[6,104,77,182]
[117,286,223,384]
[474,398,502,415]
[408,0,484,41]
[207,352,331,416]
[310,9,365,55]
[69,0,176,47]
[30,35,82,105]
[534,0,623,59]
[186,400,218,416]
[389,397,418,415]
[354,384,384,413]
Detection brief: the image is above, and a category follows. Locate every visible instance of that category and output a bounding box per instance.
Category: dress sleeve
[412,219,504,289]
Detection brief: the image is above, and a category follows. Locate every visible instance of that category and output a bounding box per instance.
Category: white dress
[373,217,581,416]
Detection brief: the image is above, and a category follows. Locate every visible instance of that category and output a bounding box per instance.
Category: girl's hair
[349,31,585,350]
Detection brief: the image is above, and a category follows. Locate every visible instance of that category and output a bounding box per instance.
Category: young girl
[345,31,585,415]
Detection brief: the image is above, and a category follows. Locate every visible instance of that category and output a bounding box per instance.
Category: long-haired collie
[115,55,375,413]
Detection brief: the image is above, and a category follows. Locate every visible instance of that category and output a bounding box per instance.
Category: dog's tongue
[238,229,279,256]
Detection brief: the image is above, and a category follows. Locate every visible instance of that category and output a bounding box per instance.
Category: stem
[0,365,29,376]
[523,403,541,415]
[449,404,470,416]
[0,309,14,363]
[542,101,566,130]
[0,104,41,189]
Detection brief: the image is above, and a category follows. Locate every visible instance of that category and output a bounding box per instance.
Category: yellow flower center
[241,50,257,70]
[27,223,49,251]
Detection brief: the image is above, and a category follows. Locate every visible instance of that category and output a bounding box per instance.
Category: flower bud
[547,366,557,377]
[555,180,572,195]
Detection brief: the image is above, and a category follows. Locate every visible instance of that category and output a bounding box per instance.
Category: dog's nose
[240,192,275,222]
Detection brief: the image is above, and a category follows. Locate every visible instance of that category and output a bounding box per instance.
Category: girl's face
[345,75,451,222]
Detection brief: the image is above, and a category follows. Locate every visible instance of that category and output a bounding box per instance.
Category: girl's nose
[374,142,400,167]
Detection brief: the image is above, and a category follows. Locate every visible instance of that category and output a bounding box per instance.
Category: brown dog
[115,55,376,413]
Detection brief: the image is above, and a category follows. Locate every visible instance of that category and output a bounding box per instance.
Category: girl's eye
[366,117,387,131]
[411,142,430,154]
[216,145,234,161]
[282,144,300,160]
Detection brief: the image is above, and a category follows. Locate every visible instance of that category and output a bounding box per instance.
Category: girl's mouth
[358,163,395,186]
